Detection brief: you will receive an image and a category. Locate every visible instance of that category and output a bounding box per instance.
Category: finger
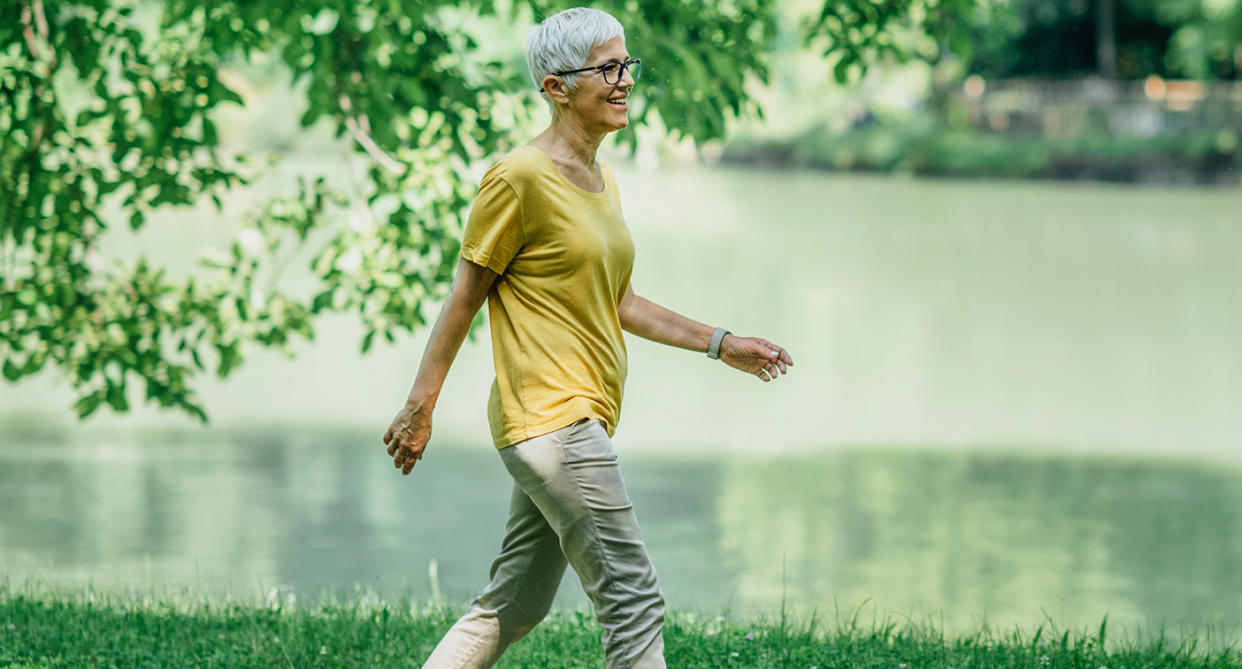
[763,341,793,367]
[397,445,415,467]
[756,368,770,382]
[383,427,393,445]
[402,445,423,474]
[766,348,786,370]
[387,441,398,457]
[768,356,786,374]
[766,364,780,378]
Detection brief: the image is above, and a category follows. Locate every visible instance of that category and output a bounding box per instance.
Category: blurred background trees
[1,0,963,420]
[968,0,1242,79]
[2,0,1239,421]
[727,0,1241,183]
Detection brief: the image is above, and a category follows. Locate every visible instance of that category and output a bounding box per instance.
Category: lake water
[4,428,1242,639]
[2,164,1241,639]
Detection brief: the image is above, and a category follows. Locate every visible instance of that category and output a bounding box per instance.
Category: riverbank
[722,120,1242,185]
[3,590,1239,668]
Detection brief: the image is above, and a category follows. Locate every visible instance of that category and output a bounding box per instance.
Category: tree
[1,0,973,421]
[804,0,987,82]
[964,0,1242,80]
[1158,0,1242,79]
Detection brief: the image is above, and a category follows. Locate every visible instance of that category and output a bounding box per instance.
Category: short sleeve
[461,169,524,275]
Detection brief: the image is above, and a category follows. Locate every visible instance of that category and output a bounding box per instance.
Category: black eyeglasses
[540,58,642,92]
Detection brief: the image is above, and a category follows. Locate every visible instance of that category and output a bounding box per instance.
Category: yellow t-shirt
[460,145,635,448]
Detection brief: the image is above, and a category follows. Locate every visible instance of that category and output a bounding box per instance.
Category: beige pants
[421,419,666,669]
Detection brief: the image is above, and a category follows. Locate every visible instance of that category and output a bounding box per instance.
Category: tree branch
[338,95,404,174]
[33,0,49,39]
[20,2,40,60]
[19,0,58,150]
[20,0,56,66]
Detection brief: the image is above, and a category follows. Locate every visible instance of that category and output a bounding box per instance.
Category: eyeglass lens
[605,60,641,85]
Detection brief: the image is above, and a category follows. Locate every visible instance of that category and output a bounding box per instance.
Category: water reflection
[713,450,1242,633]
[2,429,1240,637]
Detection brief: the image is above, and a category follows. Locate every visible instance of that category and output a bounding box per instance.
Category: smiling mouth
[607,95,627,108]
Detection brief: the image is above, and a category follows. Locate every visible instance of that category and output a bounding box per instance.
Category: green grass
[1,588,1239,668]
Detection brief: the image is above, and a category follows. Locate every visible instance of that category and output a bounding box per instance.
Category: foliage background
[3,0,1239,420]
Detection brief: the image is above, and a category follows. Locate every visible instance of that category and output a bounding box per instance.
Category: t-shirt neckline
[522,144,608,198]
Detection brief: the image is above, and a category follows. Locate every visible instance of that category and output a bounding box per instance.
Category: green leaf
[22,353,46,375]
[185,402,209,423]
[105,382,129,411]
[217,344,242,377]
[311,290,334,312]
[211,81,244,107]
[74,392,105,418]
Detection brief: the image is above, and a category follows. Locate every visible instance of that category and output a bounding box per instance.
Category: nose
[618,63,636,88]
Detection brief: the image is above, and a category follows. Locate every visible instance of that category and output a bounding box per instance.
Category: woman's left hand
[719,335,794,382]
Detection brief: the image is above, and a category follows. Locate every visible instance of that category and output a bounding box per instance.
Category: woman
[382,8,794,668]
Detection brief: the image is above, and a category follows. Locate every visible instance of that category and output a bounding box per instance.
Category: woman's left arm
[618,285,794,382]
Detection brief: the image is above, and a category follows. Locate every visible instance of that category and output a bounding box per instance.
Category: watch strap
[707,327,730,360]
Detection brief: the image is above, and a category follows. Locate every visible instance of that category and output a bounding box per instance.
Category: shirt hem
[493,411,615,449]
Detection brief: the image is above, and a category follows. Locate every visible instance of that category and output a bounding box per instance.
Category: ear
[541,74,571,105]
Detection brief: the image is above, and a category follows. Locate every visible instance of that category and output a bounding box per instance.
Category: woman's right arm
[383,258,499,475]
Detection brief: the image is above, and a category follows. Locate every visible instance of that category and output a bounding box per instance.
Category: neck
[534,114,604,168]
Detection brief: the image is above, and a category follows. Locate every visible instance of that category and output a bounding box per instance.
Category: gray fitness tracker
[707,327,730,360]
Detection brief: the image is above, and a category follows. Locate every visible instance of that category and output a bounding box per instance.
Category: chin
[598,120,628,135]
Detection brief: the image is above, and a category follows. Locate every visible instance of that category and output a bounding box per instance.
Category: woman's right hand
[379,259,497,477]
[383,400,433,475]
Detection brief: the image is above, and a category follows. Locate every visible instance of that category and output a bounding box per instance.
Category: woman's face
[561,36,635,134]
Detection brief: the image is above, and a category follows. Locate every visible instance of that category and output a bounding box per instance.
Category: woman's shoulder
[484,145,550,187]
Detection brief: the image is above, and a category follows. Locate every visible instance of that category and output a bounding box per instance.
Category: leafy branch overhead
[804,0,995,82]
[0,0,959,421]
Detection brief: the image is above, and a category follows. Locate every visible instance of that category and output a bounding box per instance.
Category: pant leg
[421,473,568,668]
[500,419,666,669]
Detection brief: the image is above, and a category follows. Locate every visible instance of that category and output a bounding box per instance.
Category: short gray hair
[526,7,625,107]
